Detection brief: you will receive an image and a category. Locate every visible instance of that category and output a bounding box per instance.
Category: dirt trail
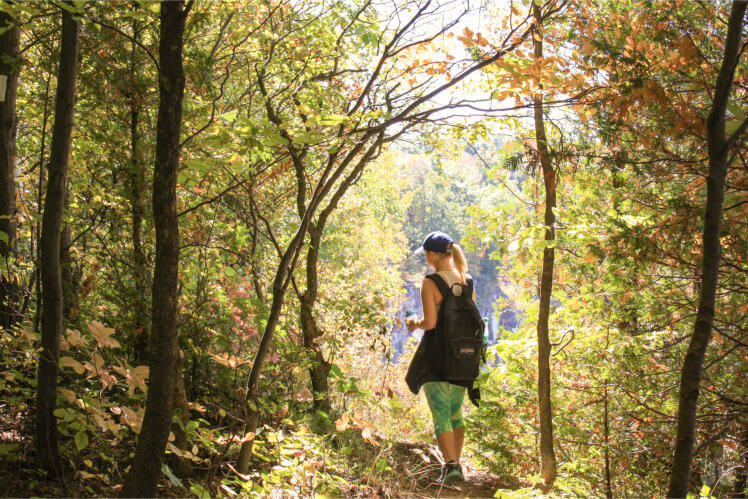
[387,439,520,498]
[420,466,515,498]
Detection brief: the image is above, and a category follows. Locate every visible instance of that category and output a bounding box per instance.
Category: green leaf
[727,99,746,122]
[57,1,84,14]
[474,372,490,387]
[330,364,343,378]
[145,1,161,14]
[162,463,184,488]
[726,119,741,135]
[74,430,88,451]
[190,483,211,499]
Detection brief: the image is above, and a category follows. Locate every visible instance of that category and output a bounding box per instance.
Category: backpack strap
[425,273,452,297]
[466,277,474,300]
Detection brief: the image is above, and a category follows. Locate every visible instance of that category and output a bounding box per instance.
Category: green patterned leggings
[423,381,466,437]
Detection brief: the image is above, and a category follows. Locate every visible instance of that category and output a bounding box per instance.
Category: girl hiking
[405,231,483,486]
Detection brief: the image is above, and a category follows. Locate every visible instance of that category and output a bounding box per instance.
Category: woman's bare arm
[408,278,439,331]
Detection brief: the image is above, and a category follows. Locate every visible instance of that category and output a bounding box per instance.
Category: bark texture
[667,2,746,496]
[169,350,192,475]
[60,212,81,327]
[0,2,21,329]
[119,2,188,496]
[300,226,332,414]
[35,5,80,473]
[532,1,557,490]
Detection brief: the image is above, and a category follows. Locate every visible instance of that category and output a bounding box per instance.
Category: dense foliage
[0,0,744,497]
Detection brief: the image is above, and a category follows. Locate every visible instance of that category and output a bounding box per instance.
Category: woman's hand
[406,319,420,332]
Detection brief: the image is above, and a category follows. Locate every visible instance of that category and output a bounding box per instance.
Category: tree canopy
[0,0,745,497]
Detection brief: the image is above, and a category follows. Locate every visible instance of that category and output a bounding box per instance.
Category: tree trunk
[60,208,81,327]
[0,2,21,329]
[32,73,52,336]
[119,2,188,496]
[127,20,149,364]
[295,147,380,420]
[603,320,613,498]
[35,4,80,474]
[734,424,748,497]
[169,349,192,476]
[603,375,612,498]
[300,226,332,414]
[667,2,746,496]
[532,1,557,490]
[236,223,308,473]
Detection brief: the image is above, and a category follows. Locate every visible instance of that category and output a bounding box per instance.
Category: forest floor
[1,403,519,498]
[398,464,516,498]
[350,436,522,498]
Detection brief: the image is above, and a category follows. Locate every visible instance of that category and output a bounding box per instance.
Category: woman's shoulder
[421,275,439,287]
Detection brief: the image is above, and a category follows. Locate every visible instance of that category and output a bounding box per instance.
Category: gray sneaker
[443,462,464,485]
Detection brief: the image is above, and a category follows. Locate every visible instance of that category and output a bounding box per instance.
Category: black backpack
[427,273,485,382]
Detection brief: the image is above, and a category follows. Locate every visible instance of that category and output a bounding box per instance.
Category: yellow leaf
[60,388,77,402]
[294,386,313,402]
[60,356,86,375]
[18,327,37,341]
[88,321,120,349]
[66,328,86,347]
[121,406,144,433]
[92,352,105,372]
[582,252,597,263]
[209,353,248,369]
[131,365,149,394]
[335,414,349,432]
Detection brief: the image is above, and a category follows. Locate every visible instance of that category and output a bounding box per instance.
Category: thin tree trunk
[169,349,192,476]
[603,383,612,497]
[667,2,746,496]
[0,2,21,329]
[295,145,380,420]
[35,4,80,474]
[735,424,747,497]
[532,1,557,490]
[33,72,52,336]
[603,324,612,499]
[127,19,149,364]
[60,198,80,327]
[236,227,307,473]
[300,226,332,414]
[120,2,188,496]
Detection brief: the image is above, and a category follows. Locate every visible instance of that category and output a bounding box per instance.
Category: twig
[465,139,534,207]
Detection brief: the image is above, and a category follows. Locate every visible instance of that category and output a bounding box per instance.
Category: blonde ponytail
[449,243,468,285]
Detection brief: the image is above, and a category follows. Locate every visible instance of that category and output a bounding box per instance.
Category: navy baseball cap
[416,231,454,254]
